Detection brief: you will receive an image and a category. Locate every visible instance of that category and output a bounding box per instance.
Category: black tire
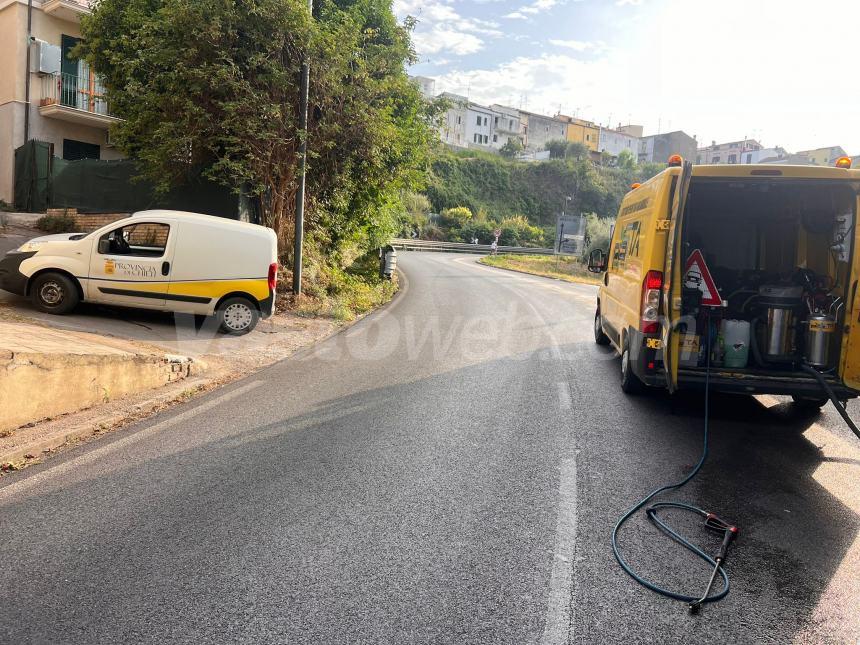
[216,296,259,335]
[30,272,80,314]
[594,309,610,345]
[620,337,644,394]
[791,395,829,410]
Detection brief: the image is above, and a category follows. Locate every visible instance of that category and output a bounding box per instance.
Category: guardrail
[390,238,554,255]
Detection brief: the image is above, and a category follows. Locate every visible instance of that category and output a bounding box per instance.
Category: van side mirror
[587,248,607,273]
[98,239,110,255]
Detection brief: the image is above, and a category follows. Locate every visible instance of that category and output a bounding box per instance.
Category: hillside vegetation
[410,150,665,250]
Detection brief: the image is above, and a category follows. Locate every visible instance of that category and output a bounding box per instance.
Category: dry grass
[479,253,602,285]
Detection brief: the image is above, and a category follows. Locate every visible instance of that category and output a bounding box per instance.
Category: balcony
[42,0,91,23]
[39,71,120,129]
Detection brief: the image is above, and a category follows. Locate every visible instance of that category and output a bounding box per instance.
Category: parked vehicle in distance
[588,155,860,407]
[0,210,278,335]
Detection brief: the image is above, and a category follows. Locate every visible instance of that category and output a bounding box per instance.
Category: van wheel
[594,309,610,345]
[791,395,829,410]
[217,297,259,335]
[620,338,644,394]
[30,272,79,315]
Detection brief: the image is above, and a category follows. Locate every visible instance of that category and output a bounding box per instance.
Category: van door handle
[161,261,170,276]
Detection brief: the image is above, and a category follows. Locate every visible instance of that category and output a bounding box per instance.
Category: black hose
[611,309,732,605]
[800,364,860,440]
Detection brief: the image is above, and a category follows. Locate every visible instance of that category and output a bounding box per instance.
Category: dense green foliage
[425,152,665,229]
[78,0,440,271]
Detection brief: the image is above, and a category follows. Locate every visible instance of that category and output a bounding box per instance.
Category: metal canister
[759,285,803,361]
[805,314,836,367]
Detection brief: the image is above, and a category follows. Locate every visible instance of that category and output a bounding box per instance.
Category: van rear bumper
[677,368,859,399]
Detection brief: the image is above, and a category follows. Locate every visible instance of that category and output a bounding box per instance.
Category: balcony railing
[40,71,111,117]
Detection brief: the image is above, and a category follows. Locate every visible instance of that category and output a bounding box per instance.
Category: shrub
[36,214,78,233]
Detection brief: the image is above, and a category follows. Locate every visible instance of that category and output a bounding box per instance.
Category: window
[484,117,489,126]
[728,154,737,164]
[746,153,752,164]
[473,133,479,143]
[483,134,489,144]
[63,139,100,161]
[712,156,720,163]
[457,116,461,124]
[476,115,481,125]
[493,134,498,142]
[494,116,499,125]
[98,223,170,258]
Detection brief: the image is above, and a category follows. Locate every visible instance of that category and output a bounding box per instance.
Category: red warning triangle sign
[684,249,722,306]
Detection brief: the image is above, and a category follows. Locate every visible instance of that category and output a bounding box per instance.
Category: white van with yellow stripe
[0,210,278,334]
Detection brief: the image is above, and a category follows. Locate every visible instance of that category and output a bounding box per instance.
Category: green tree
[78,0,440,259]
[499,138,524,158]
[617,149,636,170]
[566,142,589,161]
[545,139,569,159]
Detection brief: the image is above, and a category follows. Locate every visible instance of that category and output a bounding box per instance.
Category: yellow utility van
[0,210,278,335]
[588,156,860,406]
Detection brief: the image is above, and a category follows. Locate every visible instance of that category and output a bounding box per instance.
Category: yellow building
[556,115,599,152]
[796,146,847,166]
[0,0,123,204]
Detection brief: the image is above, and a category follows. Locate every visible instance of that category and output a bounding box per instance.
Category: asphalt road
[1,252,859,644]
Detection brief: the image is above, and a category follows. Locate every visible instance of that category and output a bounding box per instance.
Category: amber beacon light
[667,154,683,167]
[835,156,852,169]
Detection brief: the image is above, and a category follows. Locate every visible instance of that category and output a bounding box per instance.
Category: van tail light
[268,262,278,291]
[640,270,663,334]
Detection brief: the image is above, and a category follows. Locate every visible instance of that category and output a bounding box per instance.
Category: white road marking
[0,380,264,501]
[541,455,578,645]
[557,381,572,410]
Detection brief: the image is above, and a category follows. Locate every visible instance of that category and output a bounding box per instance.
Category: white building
[465,103,495,148]
[696,139,763,165]
[489,104,527,148]
[438,93,468,148]
[598,125,640,160]
[410,75,436,100]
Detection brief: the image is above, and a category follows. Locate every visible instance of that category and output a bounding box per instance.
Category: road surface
[1,252,858,643]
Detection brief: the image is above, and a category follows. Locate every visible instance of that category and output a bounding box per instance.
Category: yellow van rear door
[840,188,860,389]
[660,162,693,392]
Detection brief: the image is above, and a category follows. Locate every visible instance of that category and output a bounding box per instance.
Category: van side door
[660,162,693,392]
[87,220,175,308]
[840,183,860,389]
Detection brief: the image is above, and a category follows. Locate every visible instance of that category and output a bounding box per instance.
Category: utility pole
[292,0,313,296]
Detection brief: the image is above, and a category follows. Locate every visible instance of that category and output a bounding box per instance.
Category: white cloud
[394,0,503,57]
[504,0,562,19]
[547,39,608,54]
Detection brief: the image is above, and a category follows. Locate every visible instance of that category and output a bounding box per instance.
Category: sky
[395,0,860,155]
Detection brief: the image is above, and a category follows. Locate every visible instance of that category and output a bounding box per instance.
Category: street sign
[684,248,722,306]
[555,214,585,256]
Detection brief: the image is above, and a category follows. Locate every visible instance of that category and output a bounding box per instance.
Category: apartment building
[795,145,847,166]
[489,104,527,148]
[523,111,567,152]
[639,131,697,164]
[438,92,469,148]
[598,125,640,159]
[696,138,763,165]
[556,115,599,153]
[0,0,125,204]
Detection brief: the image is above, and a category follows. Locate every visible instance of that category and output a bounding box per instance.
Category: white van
[0,210,278,334]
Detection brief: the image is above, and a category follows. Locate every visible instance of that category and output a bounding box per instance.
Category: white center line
[541,454,578,645]
[557,381,572,410]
